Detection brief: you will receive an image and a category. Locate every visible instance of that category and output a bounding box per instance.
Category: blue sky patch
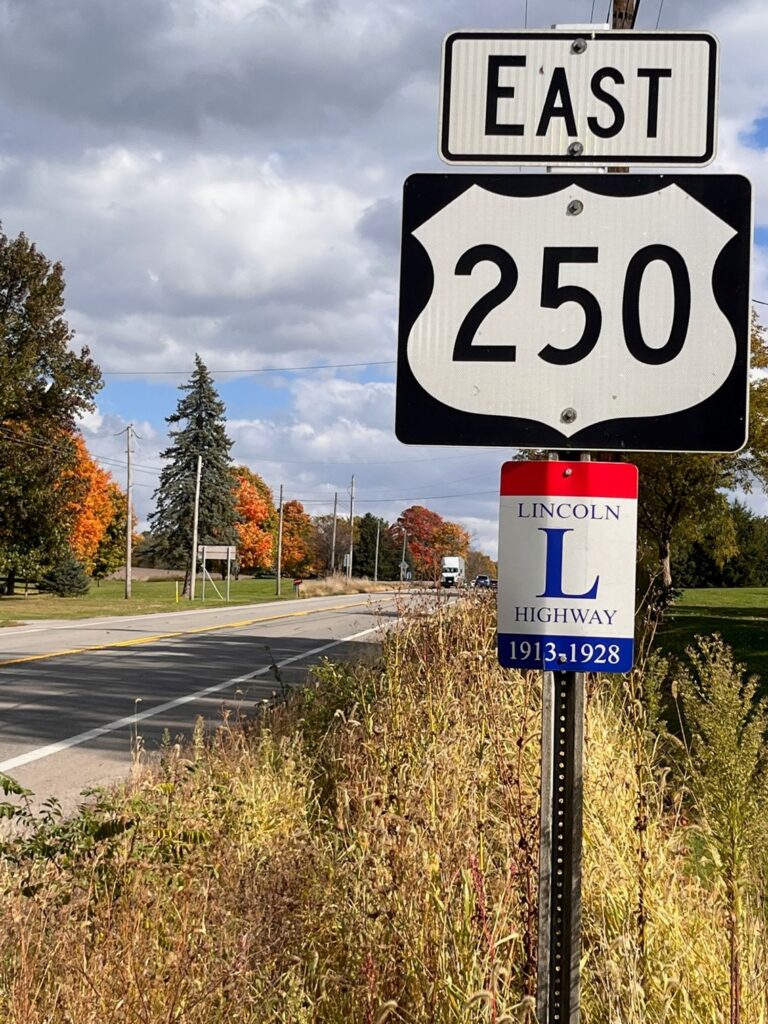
[741,114,768,149]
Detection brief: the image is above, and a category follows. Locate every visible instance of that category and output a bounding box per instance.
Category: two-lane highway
[0,593,402,813]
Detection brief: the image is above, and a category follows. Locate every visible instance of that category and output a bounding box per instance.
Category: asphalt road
[0,593,403,814]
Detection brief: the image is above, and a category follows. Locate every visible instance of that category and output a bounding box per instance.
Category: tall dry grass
[299,574,407,598]
[0,596,765,1022]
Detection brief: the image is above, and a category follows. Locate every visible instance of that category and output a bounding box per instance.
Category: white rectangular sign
[198,545,236,560]
[440,30,718,165]
[497,460,638,673]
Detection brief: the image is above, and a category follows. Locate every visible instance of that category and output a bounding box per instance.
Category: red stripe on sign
[500,461,638,499]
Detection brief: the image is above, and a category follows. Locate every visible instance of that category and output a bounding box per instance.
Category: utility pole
[373,518,380,582]
[115,423,137,600]
[330,491,338,573]
[275,483,284,596]
[611,0,639,30]
[399,530,407,582]
[189,454,202,600]
[347,475,355,579]
[125,424,132,599]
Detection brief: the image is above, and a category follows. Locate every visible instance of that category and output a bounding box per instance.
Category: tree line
[2,222,768,600]
[139,356,492,587]
[0,226,490,595]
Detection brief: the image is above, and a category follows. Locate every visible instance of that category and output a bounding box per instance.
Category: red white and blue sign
[497,460,638,673]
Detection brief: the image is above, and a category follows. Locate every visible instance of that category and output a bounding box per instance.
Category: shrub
[39,555,90,597]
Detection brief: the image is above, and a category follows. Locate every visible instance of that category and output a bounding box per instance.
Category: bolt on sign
[395,172,751,453]
[497,460,638,673]
[439,30,718,165]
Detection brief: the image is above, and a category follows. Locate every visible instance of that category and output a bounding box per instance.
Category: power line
[0,427,500,506]
[655,0,665,28]
[102,359,395,377]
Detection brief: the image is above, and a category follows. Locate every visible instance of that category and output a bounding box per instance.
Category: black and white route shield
[395,174,751,453]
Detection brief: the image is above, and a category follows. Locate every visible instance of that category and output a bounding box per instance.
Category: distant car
[472,574,491,589]
[489,579,498,591]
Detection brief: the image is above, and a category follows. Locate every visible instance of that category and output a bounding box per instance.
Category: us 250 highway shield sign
[395,174,751,453]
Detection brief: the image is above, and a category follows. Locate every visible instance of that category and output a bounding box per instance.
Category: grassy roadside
[658,587,768,684]
[0,595,764,1022]
[0,577,300,626]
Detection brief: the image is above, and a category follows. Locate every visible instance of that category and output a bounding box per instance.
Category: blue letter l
[536,528,599,600]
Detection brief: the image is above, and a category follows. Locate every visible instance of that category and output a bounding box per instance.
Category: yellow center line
[0,600,374,668]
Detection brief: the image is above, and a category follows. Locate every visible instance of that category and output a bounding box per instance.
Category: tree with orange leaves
[67,435,125,573]
[234,466,276,573]
[281,499,315,576]
[393,505,470,578]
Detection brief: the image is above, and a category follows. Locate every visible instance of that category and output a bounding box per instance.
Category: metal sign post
[497,459,638,1024]
[538,668,584,1024]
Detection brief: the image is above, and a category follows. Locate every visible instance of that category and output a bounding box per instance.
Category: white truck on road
[440,555,466,588]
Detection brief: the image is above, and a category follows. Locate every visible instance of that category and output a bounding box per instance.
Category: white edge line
[0,624,382,774]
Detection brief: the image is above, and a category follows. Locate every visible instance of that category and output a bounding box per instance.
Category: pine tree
[39,555,90,597]
[149,355,238,593]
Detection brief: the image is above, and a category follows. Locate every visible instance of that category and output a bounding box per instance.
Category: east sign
[395,173,751,453]
[440,30,719,165]
[497,460,638,673]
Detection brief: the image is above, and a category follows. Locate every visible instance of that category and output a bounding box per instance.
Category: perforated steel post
[537,670,585,1024]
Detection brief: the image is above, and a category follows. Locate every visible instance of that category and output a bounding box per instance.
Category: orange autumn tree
[281,499,315,576]
[67,435,124,573]
[234,466,276,572]
[394,505,470,578]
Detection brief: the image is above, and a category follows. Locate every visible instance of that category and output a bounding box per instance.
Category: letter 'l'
[536,528,599,599]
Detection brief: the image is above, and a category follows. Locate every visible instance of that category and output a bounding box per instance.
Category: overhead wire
[655,0,665,29]
[102,359,395,377]
[0,425,500,507]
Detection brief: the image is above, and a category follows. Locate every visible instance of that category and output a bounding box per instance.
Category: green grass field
[0,576,299,627]
[660,587,768,683]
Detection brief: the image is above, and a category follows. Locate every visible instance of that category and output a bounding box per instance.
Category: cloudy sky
[2,0,766,556]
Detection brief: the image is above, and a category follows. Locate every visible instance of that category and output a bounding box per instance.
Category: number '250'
[453,244,691,365]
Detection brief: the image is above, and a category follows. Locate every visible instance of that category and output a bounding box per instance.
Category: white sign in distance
[198,545,236,560]
[497,460,638,673]
[395,174,751,453]
[440,30,718,165]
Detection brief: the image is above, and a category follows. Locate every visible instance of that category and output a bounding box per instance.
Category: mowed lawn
[660,587,768,684]
[0,577,299,627]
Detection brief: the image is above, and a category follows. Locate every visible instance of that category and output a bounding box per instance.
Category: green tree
[353,514,400,579]
[39,554,90,597]
[91,488,131,584]
[636,312,768,590]
[149,355,238,594]
[0,228,101,592]
[673,501,768,588]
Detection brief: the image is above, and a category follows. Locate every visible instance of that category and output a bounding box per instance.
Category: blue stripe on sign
[498,633,634,673]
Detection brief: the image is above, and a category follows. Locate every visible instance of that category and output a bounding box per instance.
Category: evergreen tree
[149,355,238,593]
[353,514,400,579]
[39,555,90,597]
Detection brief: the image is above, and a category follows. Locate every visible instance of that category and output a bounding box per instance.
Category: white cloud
[5,0,768,557]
